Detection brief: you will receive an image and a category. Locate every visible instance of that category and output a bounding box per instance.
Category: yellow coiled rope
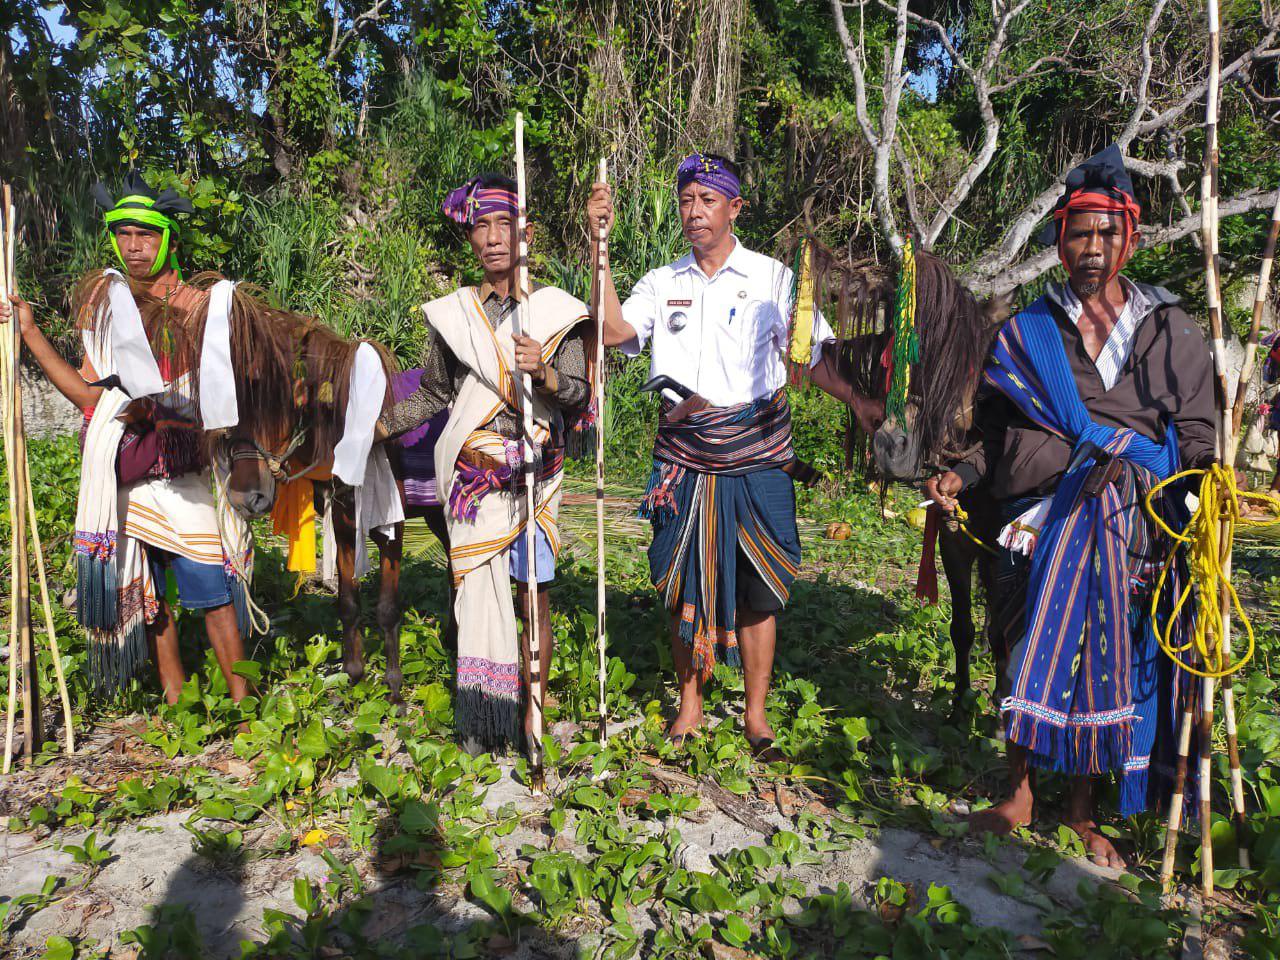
[1143,463,1280,678]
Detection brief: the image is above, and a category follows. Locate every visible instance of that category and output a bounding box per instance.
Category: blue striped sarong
[986,298,1193,813]
[641,389,801,677]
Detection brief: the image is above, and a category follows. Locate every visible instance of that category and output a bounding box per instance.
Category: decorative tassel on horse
[883,235,919,424]
[787,239,817,386]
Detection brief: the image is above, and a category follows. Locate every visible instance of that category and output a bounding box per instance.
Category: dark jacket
[953,282,1217,501]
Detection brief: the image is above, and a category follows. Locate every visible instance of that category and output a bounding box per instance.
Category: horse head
[181,275,381,520]
[870,254,1014,482]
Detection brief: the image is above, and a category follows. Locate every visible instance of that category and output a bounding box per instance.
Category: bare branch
[968,189,1280,297]
[895,139,926,240]
[919,0,1038,247]
[1116,0,1170,147]
[325,0,392,64]
[830,0,879,147]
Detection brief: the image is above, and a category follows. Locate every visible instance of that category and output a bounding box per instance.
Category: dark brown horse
[868,253,1014,718]
[809,247,1013,717]
[180,276,452,706]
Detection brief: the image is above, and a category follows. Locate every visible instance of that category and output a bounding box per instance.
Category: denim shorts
[508,526,555,584]
[149,549,233,610]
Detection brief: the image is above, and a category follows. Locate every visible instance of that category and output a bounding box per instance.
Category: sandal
[747,736,785,764]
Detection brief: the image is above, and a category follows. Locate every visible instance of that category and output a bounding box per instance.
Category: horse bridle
[224,428,321,485]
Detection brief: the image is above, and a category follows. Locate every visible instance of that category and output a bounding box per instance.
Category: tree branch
[967,188,1280,297]
[325,0,392,64]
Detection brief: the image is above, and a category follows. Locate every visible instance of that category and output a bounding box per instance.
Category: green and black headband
[91,171,195,278]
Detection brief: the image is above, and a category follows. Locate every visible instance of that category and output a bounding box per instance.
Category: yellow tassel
[789,240,816,368]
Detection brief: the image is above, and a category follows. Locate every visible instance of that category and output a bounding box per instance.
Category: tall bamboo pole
[514,113,545,790]
[1,194,18,773]
[6,194,73,757]
[1198,0,1226,898]
[0,188,74,769]
[5,187,39,765]
[593,157,609,746]
[1215,191,1279,873]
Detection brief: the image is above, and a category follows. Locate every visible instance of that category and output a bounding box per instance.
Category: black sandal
[747,736,785,763]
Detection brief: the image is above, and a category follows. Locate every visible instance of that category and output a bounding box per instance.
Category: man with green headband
[0,171,255,705]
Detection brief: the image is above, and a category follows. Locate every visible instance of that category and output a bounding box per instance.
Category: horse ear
[982,289,1017,325]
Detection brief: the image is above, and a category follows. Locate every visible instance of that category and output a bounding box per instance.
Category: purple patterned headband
[442,177,519,226]
[676,153,741,200]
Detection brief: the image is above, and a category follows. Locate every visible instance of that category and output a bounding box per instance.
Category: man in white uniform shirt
[587,153,881,757]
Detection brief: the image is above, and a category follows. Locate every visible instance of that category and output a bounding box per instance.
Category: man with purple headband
[383,172,592,754]
[586,153,882,758]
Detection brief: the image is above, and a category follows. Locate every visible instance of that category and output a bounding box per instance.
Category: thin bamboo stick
[1161,702,1196,886]
[3,208,74,757]
[593,157,609,746]
[1197,0,1225,899]
[514,113,544,790]
[7,190,39,766]
[1228,191,1280,440]
[1,191,18,774]
[24,468,74,755]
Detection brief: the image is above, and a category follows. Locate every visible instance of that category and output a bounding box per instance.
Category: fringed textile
[642,390,802,677]
[884,237,918,423]
[986,297,1190,795]
[429,285,585,754]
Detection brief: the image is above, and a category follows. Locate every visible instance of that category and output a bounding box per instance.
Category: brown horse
[822,251,1013,718]
[180,276,451,706]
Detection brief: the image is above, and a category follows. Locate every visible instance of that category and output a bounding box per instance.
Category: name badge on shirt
[667,298,692,307]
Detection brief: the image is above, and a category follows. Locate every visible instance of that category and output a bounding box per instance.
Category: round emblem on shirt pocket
[666,310,688,333]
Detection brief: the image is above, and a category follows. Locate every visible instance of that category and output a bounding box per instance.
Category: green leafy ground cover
[0,431,1278,960]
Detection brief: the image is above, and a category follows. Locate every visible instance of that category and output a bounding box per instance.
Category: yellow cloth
[272,477,316,573]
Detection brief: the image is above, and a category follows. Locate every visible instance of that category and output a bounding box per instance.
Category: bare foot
[666,709,705,741]
[968,796,1034,837]
[1063,819,1127,869]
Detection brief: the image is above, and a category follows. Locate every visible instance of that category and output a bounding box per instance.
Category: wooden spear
[593,157,610,746]
[514,113,545,790]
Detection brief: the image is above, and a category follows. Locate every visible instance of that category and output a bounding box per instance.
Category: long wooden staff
[514,113,545,789]
[1214,189,1280,873]
[593,157,609,746]
[1165,0,1229,897]
[0,189,76,773]
[2,191,19,772]
[1,186,40,768]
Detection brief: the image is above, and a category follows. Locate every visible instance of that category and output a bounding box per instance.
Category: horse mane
[785,225,895,467]
[71,268,199,366]
[179,272,398,459]
[783,228,1004,472]
[910,251,1002,466]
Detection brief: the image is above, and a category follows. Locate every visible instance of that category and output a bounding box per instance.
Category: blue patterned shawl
[987,297,1187,802]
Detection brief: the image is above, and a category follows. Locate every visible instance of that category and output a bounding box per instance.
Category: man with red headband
[924,145,1216,868]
